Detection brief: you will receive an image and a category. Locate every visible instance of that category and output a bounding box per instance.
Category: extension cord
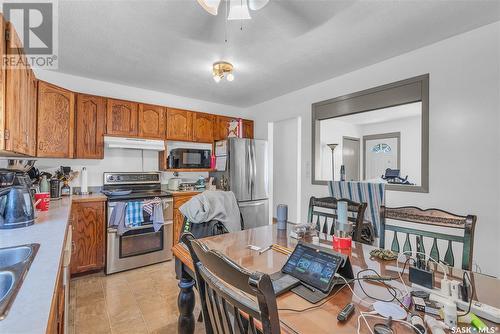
[412,283,500,323]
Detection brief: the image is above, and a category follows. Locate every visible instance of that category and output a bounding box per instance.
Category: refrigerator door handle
[246,141,252,193]
[251,141,257,194]
[239,201,262,207]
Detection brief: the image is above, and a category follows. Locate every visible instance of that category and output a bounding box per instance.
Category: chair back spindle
[380,206,476,270]
[307,196,373,244]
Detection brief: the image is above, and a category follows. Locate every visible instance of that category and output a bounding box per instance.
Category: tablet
[281,242,345,294]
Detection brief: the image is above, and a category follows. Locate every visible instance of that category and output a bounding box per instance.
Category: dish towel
[125,201,144,228]
[152,203,165,232]
[108,202,128,236]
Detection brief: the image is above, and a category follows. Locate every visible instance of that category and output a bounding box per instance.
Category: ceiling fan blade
[248,0,269,11]
[197,0,222,15]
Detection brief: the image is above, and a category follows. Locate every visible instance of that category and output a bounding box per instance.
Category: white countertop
[0,197,72,334]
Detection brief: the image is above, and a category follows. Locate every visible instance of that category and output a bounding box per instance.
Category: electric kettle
[0,185,35,229]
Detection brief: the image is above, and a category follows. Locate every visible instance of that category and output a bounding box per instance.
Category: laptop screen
[282,243,342,292]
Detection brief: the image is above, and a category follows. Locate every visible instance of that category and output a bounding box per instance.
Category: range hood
[104,136,165,151]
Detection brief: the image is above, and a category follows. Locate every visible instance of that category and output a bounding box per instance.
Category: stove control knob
[116,176,122,181]
[108,176,115,181]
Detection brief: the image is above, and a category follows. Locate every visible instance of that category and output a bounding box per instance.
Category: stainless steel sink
[0,272,15,301]
[0,246,32,268]
[0,243,39,320]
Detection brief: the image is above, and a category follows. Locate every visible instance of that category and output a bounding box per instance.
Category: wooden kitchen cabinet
[193,112,215,143]
[214,115,234,140]
[106,98,139,136]
[173,194,196,244]
[37,81,75,158]
[75,94,106,159]
[70,201,106,275]
[2,20,37,156]
[166,108,193,141]
[139,103,166,139]
[46,256,64,334]
[243,119,254,139]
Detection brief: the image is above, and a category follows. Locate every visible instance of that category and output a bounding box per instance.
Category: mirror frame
[311,74,429,193]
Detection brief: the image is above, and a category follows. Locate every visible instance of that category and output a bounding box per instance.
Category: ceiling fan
[197,0,270,20]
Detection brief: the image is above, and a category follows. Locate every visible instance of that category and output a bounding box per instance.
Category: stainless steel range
[103,172,173,274]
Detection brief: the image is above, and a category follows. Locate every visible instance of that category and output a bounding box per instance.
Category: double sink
[0,243,39,320]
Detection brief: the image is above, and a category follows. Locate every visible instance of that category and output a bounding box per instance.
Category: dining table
[172,223,500,334]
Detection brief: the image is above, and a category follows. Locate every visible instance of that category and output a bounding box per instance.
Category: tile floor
[68,260,205,334]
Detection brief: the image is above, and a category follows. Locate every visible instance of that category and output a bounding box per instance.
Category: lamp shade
[228,0,251,20]
[197,0,221,15]
[248,0,269,11]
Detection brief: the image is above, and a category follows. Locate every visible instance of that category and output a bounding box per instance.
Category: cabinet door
[37,81,75,158]
[71,201,105,275]
[26,70,37,156]
[193,112,215,143]
[106,98,138,136]
[138,103,166,139]
[166,108,193,141]
[243,120,254,139]
[4,23,32,155]
[75,94,106,159]
[173,195,194,244]
[0,15,5,151]
[214,116,233,141]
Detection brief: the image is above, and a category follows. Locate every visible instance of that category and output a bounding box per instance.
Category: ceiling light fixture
[197,0,269,19]
[212,61,234,82]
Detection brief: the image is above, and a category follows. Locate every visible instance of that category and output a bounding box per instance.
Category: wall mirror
[312,74,429,193]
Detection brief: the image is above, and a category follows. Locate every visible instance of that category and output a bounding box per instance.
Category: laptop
[270,242,354,303]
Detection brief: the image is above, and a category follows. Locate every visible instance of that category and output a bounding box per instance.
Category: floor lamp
[327,144,338,181]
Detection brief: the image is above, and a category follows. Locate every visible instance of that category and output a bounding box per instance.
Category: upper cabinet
[166,108,193,141]
[214,116,233,141]
[37,81,75,158]
[139,104,166,139]
[193,112,215,143]
[75,94,106,159]
[243,120,254,139]
[106,98,138,136]
[2,21,37,156]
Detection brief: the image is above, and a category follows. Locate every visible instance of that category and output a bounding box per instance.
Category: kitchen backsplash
[0,147,209,187]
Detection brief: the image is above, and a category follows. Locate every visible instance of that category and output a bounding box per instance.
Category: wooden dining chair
[181,233,281,334]
[379,206,477,270]
[307,196,373,244]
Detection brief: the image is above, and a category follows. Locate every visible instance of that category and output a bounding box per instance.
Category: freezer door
[239,199,269,230]
[250,139,269,200]
[229,138,251,201]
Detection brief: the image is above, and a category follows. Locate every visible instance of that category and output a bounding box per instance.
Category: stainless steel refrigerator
[210,138,269,229]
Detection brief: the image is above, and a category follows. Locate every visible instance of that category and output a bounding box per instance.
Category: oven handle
[108,219,173,233]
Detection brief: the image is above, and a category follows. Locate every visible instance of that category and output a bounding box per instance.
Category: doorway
[342,137,360,181]
[363,132,401,180]
[270,117,301,223]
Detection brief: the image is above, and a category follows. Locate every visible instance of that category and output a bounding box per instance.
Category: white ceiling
[55,0,500,107]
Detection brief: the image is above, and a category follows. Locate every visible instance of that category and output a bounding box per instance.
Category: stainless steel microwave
[168,148,211,169]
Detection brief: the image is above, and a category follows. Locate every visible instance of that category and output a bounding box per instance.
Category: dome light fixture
[212,61,234,82]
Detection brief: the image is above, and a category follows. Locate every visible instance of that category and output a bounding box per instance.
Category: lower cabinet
[173,194,196,245]
[46,259,64,334]
[70,200,106,275]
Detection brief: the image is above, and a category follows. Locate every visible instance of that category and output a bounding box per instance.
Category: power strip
[411,283,500,323]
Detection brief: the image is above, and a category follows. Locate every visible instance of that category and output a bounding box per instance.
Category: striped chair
[379,206,476,270]
[307,196,373,244]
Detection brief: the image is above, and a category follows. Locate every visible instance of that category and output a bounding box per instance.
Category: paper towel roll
[81,167,88,194]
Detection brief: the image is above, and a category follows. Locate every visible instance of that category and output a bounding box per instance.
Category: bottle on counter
[340,165,346,181]
[39,175,49,193]
[61,179,71,196]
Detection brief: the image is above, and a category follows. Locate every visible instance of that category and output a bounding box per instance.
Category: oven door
[106,199,173,274]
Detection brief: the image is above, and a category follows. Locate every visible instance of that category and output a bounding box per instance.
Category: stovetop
[105,190,172,201]
[102,172,171,201]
